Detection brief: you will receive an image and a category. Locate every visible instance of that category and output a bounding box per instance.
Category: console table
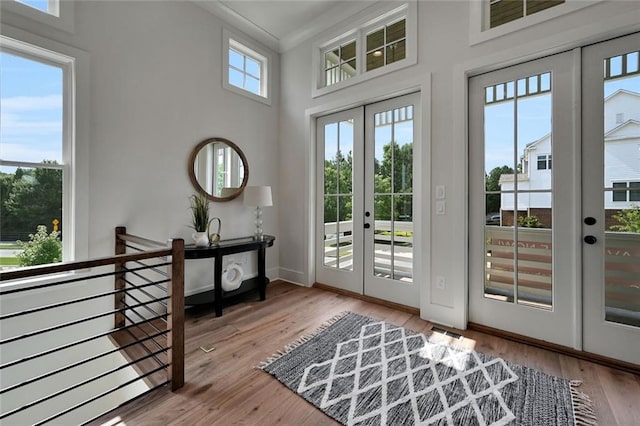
[184,235,275,317]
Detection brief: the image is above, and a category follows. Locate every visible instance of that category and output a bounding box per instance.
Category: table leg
[214,253,223,317]
[258,245,266,301]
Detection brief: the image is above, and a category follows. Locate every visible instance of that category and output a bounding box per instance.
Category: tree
[1,161,62,240]
[485,165,514,215]
[610,205,640,233]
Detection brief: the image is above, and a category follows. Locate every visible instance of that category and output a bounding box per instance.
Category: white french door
[469,34,640,364]
[469,51,579,347]
[316,93,421,307]
[582,33,640,365]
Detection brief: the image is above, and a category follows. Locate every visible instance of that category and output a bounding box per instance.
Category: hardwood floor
[92,281,640,425]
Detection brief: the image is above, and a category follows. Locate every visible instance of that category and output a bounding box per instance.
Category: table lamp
[243,186,272,240]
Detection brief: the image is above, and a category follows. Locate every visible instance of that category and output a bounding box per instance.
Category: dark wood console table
[184,235,275,317]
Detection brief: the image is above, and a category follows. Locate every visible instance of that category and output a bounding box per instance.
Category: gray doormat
[259,312,597,426]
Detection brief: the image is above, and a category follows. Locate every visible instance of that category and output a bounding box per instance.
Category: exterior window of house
[223,29,271,105]
[537,154,552,170]
[365,18,406,72]
[489,0,565,29]
[324,40,356,87]
[0,41,73,266]
[613,181,640,202]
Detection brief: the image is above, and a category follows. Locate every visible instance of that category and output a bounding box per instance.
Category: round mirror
[188,137,249,201]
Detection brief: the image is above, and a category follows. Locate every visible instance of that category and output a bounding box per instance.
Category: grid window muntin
[324,40,357,87]
[488,0,565,29]
[228,41,265,98]
[613,181,640,202]
[365,18,407,72]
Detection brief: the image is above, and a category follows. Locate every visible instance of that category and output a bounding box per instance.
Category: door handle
[364,223,371,229]
[584,217,596,225]
[583,235,597,245]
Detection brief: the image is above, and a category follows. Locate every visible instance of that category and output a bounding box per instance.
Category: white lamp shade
[243,186,272,207]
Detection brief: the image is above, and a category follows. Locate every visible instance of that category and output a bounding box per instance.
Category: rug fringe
[257,311,352,370]
[570,380,598,426]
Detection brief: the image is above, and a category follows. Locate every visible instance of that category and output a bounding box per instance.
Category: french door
[470,33,640,364]
[469,51,578,347]
[316,93,421,307]
[582,33,640,365]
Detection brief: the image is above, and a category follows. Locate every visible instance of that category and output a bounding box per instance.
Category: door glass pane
[484,72,553,309]
[323,120,354,270]
[603,50,640,327]
[373,106,414,282]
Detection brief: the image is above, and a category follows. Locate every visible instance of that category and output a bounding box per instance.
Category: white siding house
[500,89,640,218]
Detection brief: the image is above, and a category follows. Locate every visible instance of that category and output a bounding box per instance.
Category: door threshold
[313,282,419,316]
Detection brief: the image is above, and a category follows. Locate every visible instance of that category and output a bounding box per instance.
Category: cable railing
[0,226,184,425]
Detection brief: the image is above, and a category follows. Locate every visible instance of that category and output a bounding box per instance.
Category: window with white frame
[223,30,271,105]
[16,0,59,16]
[537,154,552,170]
[488,0,565,29]
[314,3,416,95]
[1,0,74,32]
[0,39,74,266]
[613,181,640,202]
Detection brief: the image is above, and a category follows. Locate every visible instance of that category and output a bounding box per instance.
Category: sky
[1,51,63,168]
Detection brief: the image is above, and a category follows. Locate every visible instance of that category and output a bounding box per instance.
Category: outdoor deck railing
[0,226,184,425]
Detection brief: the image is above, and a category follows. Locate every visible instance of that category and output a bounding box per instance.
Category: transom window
[16,0,58,15]
[489,0,565,29]
[314,3,415,95]
[537,154,552,170]
[613,181,640,202]
[365,18,406,72]
[324,40,356,87]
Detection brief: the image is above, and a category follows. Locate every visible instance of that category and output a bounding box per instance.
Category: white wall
[278,0,640,327]
[1,1,281,294]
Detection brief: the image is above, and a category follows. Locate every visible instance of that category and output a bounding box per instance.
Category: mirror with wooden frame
[188,137,249,201]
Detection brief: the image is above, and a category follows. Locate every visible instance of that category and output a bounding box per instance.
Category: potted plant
[189,193,211,247]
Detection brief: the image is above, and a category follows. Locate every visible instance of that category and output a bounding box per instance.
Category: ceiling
[193,0,376,52]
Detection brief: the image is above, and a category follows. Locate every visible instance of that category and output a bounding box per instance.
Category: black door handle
[364,223,371,229]
[584,217,596,225]
[584,235,597,245]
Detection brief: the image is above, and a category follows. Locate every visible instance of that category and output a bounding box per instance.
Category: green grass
[0,257,20,266]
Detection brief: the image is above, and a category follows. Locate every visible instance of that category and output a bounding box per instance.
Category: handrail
[0,226,185,424]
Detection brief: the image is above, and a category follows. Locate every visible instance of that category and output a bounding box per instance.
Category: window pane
[386,39,406,65]
[490,0,524,28]
[367,51,384,71]
[338,120,354,194]
[17,0,49,13]
[366,28,385,52]
[526,0,565,15]
[387,19,406,43]
[341,41,356,61]
[630,181,640,202]
[373,195,392,278]
[245,76,260,95]
[612,182,627,202]
[323,195,338,267]
[228,68,244,89]
[245,57,260,78]
[324,122,339,195]
[229,49,244,70]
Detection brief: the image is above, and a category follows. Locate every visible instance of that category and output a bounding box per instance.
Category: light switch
[436,200,446,215]
[435,185,446,200]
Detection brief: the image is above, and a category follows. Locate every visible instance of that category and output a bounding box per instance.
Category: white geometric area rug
[259,312,597,426]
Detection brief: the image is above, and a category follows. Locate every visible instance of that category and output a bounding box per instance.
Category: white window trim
[222,28,272,106]
[312,2,417,98]
[1,26,89,264]
[468,0,603,46]
[1,0,74,33]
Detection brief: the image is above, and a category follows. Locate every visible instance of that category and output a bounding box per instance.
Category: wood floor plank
[91,281,640,426]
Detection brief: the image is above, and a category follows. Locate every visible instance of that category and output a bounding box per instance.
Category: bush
[611,205,640,233]
[16,225,62,266]
[518,215,545,228]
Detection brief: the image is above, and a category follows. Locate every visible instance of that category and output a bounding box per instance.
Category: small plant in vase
[189,193,212,247]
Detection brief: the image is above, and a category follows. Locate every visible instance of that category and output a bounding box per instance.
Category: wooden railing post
[167,238,185,390]
[114,226,127,329]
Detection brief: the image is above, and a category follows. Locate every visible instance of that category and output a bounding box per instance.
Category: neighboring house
[499,89,640,227]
